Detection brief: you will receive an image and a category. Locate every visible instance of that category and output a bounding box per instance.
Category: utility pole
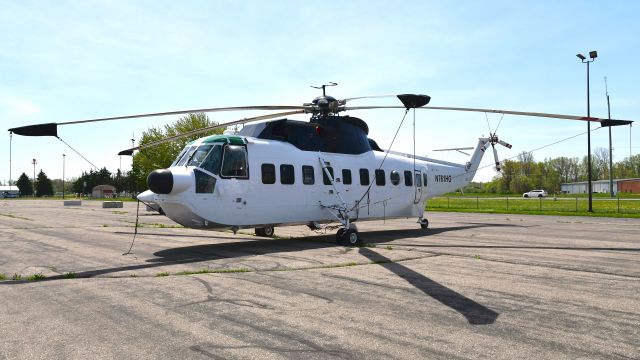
[32,158,37,197]
[9,132,12,188]
[605,77,614,198]
[62,154,66,199]
[131,134,136,195]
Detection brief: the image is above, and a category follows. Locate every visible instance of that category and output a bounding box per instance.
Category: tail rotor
[489,133,512,172]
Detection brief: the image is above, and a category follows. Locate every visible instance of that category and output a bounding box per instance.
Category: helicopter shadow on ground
[358,247,499,325]
[358,222,532,244]
[0,236,339,284]
[1,227,500,324]
[0,223,519,284]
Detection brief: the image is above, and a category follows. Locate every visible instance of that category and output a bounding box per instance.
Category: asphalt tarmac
[0,200,638,359]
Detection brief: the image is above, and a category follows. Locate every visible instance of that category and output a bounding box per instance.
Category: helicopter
[8,84,634,246]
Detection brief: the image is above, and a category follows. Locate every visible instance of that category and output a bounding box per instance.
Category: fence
[427,196,640,214]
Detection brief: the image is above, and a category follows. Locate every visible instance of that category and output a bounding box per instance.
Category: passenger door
[414,170,423,204]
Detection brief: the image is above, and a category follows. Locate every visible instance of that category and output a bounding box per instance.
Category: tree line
[483,150,640,194]
[12,168,136,197]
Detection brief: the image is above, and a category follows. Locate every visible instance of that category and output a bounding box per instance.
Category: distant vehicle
[1,191,19,199]
[523,189,548,198]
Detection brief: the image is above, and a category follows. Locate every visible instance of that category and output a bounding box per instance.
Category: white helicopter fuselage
[143,132,490,231]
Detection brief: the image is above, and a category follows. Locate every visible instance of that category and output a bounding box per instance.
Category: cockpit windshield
[187,145,213,167]
[200,145,223,175]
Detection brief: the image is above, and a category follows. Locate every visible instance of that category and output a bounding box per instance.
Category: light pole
[32,158,37,198]
[62,154,66,199]
[577,51,597,212]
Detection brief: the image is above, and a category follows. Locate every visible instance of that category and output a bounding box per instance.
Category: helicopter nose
[147,169,173,194]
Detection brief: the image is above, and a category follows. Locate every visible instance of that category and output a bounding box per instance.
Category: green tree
[614,154,640,178]
[16,172,33,196]
[35,170,53,197]
[482,152,638,194]
[131,113,222,191]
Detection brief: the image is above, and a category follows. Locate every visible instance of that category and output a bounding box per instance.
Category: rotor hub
[306,95,343,117]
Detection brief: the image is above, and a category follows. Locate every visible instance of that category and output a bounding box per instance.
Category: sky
[1,0,639,185]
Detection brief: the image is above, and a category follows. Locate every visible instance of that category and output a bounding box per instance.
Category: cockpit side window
[177,146,198,166]
[221,145,249,178]
[187,145,213,167]
[200,145,222,175]
[171,146,191,167]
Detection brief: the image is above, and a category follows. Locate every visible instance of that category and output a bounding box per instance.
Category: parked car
[523,189,548,198]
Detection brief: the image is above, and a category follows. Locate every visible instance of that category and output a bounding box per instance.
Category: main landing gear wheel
[336,228,361,246]
[255,226,275,237]
[419,218,429,230]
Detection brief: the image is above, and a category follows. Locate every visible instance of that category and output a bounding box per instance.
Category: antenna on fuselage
[311,82,337,97]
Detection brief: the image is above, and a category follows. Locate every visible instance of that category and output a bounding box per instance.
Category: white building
[560,178,640,195]
[0,185,20,198]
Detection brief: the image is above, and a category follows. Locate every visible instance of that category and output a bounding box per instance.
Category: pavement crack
[173,276,273,310]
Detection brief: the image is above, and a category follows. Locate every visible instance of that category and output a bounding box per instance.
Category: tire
[538,195,543,198]
[336,228,346,245]
[420,218,429,230]
[523,194,529,198]
[344,229,360,246]
[255,226,275,237]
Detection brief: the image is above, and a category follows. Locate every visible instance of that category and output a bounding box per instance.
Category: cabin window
[404,171,413,186]
[195,169,216,193]
[359,168,370,185]
[415,173,422,187]
[322,167,334,185]
[423,173,429,188]
[261,163,275,184]
[280,164,295,185]
[221,145,249,178]
[375,169,386,186]
[177,146,197,166]
[302,165,315,185]
[390,171,400,186]
[200,145,222,175]
[342,169,352,185]
[187,145,214,167]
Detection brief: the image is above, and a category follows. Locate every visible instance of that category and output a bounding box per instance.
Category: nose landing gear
[255,226,275,237]
[336,227,361,246]
[419,217,429,230]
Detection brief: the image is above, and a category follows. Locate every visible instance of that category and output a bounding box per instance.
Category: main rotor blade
[8,105,309,137]
[60,105,309,125]
[343,105,635,123]
[341,95,396,102]
[117,109,305,156]
[433,147,474,152]
[341,94,431,109]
